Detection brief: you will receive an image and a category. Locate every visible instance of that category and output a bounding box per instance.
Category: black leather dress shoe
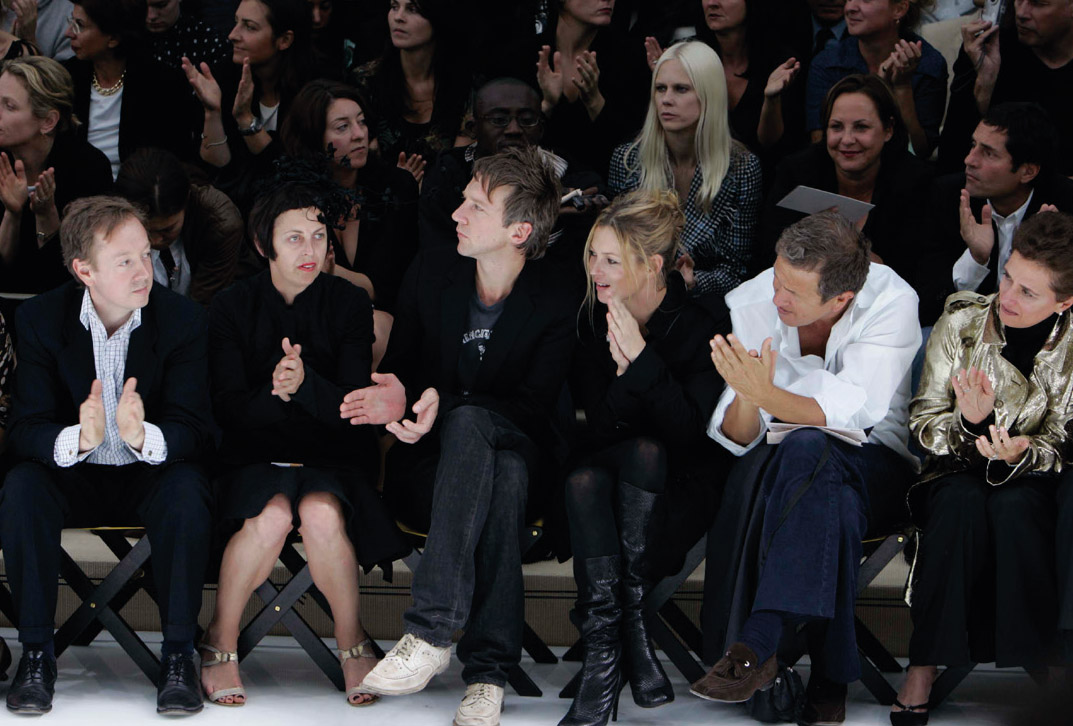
[156,653,204,716]
[7,649,57,715]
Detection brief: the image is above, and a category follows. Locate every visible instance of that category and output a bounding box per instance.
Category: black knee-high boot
[559,555,623,726]
[617,485,674,707]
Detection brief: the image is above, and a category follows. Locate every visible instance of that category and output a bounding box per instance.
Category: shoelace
[393,633,417,660]
[163,654,191,684]
[466,683,497,704]
[21,653,50,684]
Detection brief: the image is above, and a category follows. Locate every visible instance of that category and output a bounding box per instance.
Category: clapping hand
[606,296,644,376]
[0,154,28,214]
[878,39,922,87]
[951,366,995,424]
[9,0,37,43]
[710,334,776,406]
[233,59,256,126]
[78,379,105,453]
[271,337,305,401]
[340,372,407,425]
[764,58,801,98]
[181,56,222,113]
[29,167,56,218]
[397,152,427,185]
[675,252,696,290]
[386,387,439,444]
[644,36,663,72]
[975,424,1029,465]
[574,50,604,119]
[536,45,564,108]
[959,189,994,265]
[116,377,146,452]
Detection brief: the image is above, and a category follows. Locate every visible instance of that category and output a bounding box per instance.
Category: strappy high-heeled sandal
[200,643,246,707]
[890,698,929,726]
[339,639,380,707]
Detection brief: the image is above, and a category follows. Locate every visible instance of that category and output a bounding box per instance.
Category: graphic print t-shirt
[457,290,505,395]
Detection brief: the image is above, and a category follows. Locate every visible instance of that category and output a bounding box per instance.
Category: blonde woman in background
[608,40,762,298]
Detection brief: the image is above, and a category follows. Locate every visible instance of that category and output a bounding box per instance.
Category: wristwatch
[239,116,264,136]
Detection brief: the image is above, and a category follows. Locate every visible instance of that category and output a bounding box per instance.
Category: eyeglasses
[477,112,543,129]
[66,15,85,35]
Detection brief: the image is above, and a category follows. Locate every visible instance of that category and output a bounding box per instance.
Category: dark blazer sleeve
[7,299,71,465]
[149,299,213,462]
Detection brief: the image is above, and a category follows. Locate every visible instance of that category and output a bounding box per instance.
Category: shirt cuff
[952,248,989,292]
[54,425,93,467]
[128,422,167,464]
[706,392,767,456]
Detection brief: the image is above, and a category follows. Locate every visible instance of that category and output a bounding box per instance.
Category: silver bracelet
[201,133,228,148]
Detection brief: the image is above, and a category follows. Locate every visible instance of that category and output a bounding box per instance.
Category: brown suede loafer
[689,643,777,703]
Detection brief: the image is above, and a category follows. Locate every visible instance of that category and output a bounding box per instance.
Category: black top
[148,13,231,71]
[208,271,377,471]
[457,291,505,395]
[1003,313,1057,380]
[939,24,1073,176]
[380,246,579,458]
[572,273,730,468]
[757,143,935,289]
[0,134,114,293]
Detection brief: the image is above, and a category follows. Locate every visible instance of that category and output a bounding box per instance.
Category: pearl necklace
[91,70,125,96]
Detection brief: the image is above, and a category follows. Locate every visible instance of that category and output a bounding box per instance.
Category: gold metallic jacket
[909,292,1073,501]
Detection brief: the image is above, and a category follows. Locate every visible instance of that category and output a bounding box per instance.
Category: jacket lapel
[58,301,94,403]
[439,257,474,390]
[125,294,159,394]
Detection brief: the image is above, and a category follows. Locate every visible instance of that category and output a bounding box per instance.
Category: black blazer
[917,171,1073,325]
[65,55,199,165]
[8,281,214,467]
[380,247,579,456]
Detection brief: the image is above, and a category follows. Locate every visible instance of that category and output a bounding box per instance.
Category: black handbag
[745,665,806,723]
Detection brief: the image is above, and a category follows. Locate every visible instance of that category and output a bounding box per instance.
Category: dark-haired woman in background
[899,211,1073,725]
[0,55,112,293]
[351,0,472,185]
[757,74,933,292]
[183,0,315,183]
[806,0,946,158]
[280,78,420,366]
[63,0,197,178]
[115,147,246,305]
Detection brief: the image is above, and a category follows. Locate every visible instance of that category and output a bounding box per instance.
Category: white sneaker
[358,633,452,695]
[453,683,505,726]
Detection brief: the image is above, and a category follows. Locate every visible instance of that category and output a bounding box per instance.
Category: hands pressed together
[537,45,605,119]
[709,334,776,408]
[271,337,304,402]
[605,296,644,376]
[951,366,1028,465]
[79,377,146,454]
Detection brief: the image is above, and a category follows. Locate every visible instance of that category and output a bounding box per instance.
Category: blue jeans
[403,405,538,686]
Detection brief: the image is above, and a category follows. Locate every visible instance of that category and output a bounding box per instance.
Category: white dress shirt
[53,290,167,467]
[951,190,1034,293]
[151,237,191,297]
[707,264,921,464]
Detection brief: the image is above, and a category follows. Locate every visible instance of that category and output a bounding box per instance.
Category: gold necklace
[91,70,125,96]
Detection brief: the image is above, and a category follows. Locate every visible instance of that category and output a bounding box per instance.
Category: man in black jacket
[0,196,214,716]
[340,146,575,726]
[919,102,1073,325]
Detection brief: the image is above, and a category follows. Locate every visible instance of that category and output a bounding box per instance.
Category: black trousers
[1058,468,1073,662]
[908,471,1057,668]
[0,460,212,644]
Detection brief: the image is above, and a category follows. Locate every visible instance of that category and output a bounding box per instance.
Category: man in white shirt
[690,211,920,726]
[921,103,1073,324]
[0,196,214,716]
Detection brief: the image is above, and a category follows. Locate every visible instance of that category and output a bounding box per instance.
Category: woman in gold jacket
[892,212,1073,725]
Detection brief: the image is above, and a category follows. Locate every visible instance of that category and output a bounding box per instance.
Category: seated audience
[610,41,762,298]
[759,74,934,289]
[201,173,407,708]
[919,102,1073,325]
[351,0,471,185]
[338,147,576,726]
[561,189,730,725]
[183,0,315,193]
[897,211,1073,724]
[280,79,419,316]
[1,0,74,60]
[939,1,1073,176]
[0,195,214,716]
[807,0,946,157]
[693,210,920,725]
[0,55,112,293]
[64,0,198,178]
[536,0,650,178]
[114,147,245,305]
[146,0,231,71]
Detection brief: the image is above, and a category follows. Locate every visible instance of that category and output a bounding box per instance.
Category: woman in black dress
[201,175,407,707]
[561,189,729,726]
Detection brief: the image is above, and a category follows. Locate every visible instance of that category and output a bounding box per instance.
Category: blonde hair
[625,41,731,216]
[582,189,685,315]
[1,56,79,135]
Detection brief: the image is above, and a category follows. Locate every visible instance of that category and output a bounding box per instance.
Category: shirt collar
[988,189,1035,229]
[79,287,142,337]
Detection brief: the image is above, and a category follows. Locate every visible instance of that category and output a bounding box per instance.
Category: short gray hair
[774,210,870,301]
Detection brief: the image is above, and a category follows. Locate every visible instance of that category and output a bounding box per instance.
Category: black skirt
[218,462,410,574]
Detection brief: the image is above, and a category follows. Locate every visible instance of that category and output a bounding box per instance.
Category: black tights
[565,437,667,560]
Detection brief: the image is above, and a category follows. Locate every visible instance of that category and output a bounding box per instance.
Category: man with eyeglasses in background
[418,76,605,286]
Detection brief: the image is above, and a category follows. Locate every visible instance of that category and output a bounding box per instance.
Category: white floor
[0,628,1060,725]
